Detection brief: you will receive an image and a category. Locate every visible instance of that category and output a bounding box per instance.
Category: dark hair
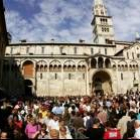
[93,118,100,125]
[41,123,47,129]
[13,114,19,121]
[71,111,76,116]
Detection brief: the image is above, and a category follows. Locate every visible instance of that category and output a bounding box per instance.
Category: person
[52,103,64,115]
[25,117,41,139]
[33,123,49,139]
[134,120,140,139]
[13,114,23,129]
[86,118,104,139]
[71,112,84,130]
[104,121,121,139]
[117,111,131,138]
[97,106,108,125]
[59,119,70,133]
[47,114,59,130]
[59,126,72,139]
[86,112,94,129]
[62,108,70,124]
[49,129,59,139]
[0,131,8,139]
[83,112,90,128]
[39,104,49,118]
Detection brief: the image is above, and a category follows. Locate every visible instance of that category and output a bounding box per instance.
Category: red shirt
[14,121,23,129]
[104,128,121,139]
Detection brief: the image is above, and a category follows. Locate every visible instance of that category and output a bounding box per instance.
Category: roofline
[115,40,134,45]
[8,42,116,47]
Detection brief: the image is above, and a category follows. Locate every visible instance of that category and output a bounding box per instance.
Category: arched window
[98,57,103,68]
[122,65,124,71]
[78,65,81,71]
[125,65,128,71]
[136,65,138,70]
[40,65,44,72]
[36,65,40,72]
[118,65,121,71]
[105,59,111,68]
[22,61,34,77]
[130,65,132,71]
[112,64,116,70]
[91,59,96,68]
[44,65,47,71]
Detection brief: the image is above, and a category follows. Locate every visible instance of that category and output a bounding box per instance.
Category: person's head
[59,126,67,135]
[30,117,36,125]
[38,113,43,118]
[49,129,59,139]
[53,114,59,121]
[134,120,140,129]
[41,104,46,111]
[71,111,76,116]
[0,131,8,139]
[71,105,75,110]
[92,118,100,128]
[41,123,47,132]
[26,114,33,123]
[105,120,116,129]
[59,119,65,126]
[129,111,137,119]
[13,114,19,122]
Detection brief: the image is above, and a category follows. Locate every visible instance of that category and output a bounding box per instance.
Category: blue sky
[4,0,140,43]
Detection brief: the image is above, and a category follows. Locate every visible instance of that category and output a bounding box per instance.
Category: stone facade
[3,0,140,96]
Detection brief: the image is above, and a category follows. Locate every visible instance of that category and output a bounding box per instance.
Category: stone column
[48,63,50,96]
[62,63,64,96]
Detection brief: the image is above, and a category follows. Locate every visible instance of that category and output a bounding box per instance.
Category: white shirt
[83,116,90,127]
[134,127,140,139]
[48,119,59,130]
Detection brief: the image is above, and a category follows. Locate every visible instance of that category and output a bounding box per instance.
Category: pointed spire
[94,0,104,6]
[93,0,107,16]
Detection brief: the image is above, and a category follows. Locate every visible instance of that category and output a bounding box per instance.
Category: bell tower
[92,0,115,44]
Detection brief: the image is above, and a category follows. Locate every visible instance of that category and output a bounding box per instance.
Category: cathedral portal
[92,71,112,95]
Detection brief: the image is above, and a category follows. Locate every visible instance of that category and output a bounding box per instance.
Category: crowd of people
[0,90,140,139]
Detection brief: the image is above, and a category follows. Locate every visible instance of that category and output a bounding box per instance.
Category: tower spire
[92,0,115,44]
[93,0,107,16]
[94,0,104,6]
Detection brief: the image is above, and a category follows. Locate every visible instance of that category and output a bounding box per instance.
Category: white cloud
[5,0,140,43]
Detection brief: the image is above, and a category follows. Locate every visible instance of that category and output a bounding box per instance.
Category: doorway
[24,79,33,96]
[92,71,112,95]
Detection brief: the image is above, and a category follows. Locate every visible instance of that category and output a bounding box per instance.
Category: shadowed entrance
[24,79,33,96]
[92,71,112,95]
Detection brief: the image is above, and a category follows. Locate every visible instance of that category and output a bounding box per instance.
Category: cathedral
[3,0,140,97]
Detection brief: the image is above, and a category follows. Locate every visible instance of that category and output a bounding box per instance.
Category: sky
[4,0,140,43]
